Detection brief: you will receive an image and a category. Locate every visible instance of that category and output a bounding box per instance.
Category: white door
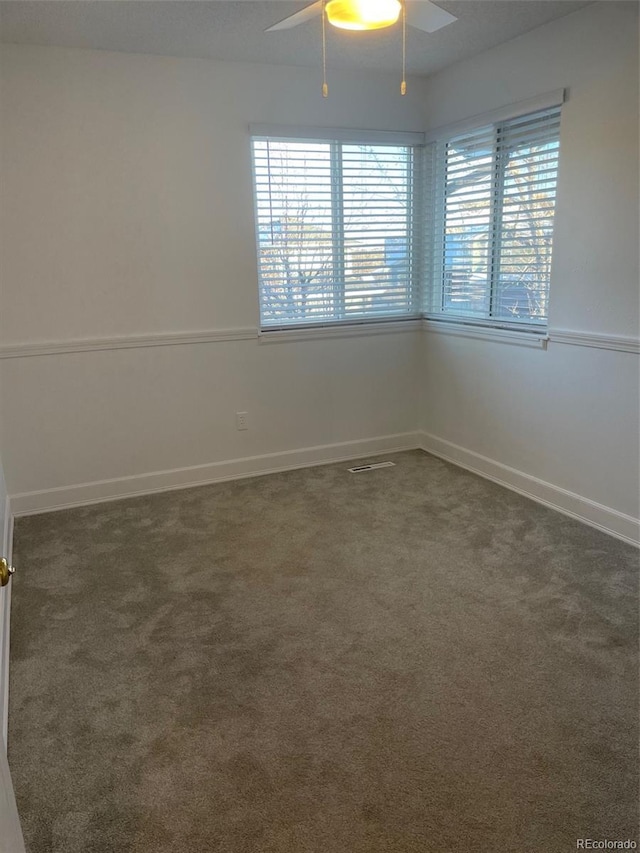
[0,460,26,852]
[0,741,24,853]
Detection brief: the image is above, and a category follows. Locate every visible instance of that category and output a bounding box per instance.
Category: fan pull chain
[322,0,328,98]
[401,0,407,95]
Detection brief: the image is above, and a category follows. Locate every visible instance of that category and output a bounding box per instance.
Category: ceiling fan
[265,0,457,34]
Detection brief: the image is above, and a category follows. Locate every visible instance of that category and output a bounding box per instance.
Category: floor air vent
[348,461,396,473]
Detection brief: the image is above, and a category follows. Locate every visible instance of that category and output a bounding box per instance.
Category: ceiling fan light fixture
[325,0,402,31]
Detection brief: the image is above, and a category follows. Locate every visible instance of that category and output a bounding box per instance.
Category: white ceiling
[0,1,593,76]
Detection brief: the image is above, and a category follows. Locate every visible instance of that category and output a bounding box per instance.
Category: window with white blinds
[426,105,561,327]
[252,131,422,330]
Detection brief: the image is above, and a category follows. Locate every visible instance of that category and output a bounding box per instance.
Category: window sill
[259,319,423,343]
[422,318,549,349]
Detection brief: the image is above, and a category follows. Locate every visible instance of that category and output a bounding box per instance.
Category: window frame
[250,125,425,333]
[424,90,565,334]
[249,93,563,341]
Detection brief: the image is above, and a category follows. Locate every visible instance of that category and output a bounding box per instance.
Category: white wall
[419,1,640,523]
[0,46,425,501]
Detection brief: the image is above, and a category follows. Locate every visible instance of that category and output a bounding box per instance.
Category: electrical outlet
[236,411,248,431]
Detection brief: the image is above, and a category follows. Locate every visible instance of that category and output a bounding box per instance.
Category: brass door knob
[0,558,15,587]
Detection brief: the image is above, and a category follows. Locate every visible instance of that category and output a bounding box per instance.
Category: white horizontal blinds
[253,135,418,329]
[441,125,495,318]
[422,142,440,314]
[341,144,417,318]
[434,105,561,325]
[493,108,561,323]
[253,139,336,326]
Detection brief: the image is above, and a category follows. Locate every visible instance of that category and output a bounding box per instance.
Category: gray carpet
[8,450,639,852]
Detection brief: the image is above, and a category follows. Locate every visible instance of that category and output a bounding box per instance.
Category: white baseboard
[9,429,638,548]
[419,431,640,547]
[10,432,423,516]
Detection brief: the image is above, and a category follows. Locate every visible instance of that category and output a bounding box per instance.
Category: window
[251,128,423,330]
[426,105,561,328]
[250,100,562,337]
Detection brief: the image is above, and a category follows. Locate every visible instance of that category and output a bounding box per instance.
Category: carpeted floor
[8,450,639,852]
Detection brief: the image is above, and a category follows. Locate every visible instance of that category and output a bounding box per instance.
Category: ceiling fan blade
[406,0,457,33]
[265,1,323,32]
